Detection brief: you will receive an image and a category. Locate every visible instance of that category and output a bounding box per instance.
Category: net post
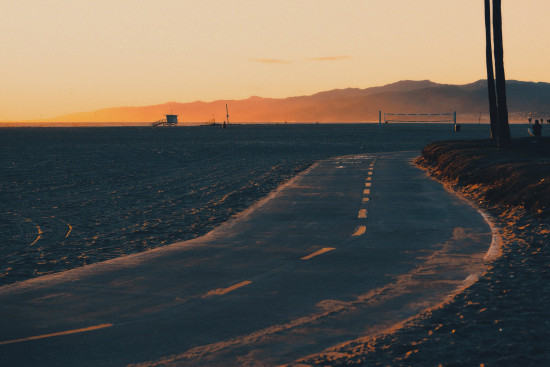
[454,111,457,125]
[379,110,381,125]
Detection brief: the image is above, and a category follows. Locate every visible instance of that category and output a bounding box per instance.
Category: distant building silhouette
[151,114,178,127]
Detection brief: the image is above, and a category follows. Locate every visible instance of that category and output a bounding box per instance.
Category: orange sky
[1,0,549,121]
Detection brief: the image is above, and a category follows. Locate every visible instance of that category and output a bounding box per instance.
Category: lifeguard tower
[151,114,179,127]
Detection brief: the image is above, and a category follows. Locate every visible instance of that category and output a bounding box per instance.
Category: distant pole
[224,104,229,129]
[379,110,381,125]
[453,111,461,132]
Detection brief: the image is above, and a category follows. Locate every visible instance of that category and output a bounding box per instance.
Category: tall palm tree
[484,0,498,140]
[492,0,511,147]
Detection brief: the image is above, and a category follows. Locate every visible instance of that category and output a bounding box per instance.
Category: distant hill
[41,80,550,124]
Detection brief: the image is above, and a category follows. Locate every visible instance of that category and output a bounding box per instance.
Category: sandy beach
[2,124,511,286]
[0,150,496,366]
[2,126,547,366]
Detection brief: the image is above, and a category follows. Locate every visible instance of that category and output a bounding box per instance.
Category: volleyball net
[380,111,457,124]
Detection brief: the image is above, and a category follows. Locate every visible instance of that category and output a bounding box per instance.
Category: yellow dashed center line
[353,160,374,237]
[352,226,367,237]
[204,280,252,297]
[0,323,114,346]
[301,247,336,260]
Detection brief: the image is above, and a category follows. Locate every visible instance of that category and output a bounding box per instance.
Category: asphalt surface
[0,152,493,366]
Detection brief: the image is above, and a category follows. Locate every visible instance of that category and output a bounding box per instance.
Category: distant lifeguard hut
[151,114,179,127]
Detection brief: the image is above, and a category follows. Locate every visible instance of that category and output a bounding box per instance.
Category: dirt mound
[417,137,550,221]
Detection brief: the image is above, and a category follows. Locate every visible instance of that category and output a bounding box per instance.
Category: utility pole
[224,104,229,129]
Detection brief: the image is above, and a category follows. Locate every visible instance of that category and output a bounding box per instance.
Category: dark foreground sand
[292,138,550,366]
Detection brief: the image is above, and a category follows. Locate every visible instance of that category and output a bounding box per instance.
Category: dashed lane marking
[204,280,253,297]
[358,209,367,219]
[352,226,367,237]
[0,323,114,346]
[363,189,371,195]
[301,247,336,260]
[365,182,371,187]
[362,197,370,203]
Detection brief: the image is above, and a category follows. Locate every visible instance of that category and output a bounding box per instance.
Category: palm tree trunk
[484,0,498,140]
[492,0,511,147]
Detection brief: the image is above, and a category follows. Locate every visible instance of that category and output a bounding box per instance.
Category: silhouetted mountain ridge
[42,80,550,123]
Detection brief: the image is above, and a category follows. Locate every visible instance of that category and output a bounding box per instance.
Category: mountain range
[42,80,550,124]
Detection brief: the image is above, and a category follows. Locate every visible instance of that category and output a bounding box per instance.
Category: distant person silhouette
[532,120,542,137]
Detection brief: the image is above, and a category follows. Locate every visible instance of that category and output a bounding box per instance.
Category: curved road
[0,152,493,366]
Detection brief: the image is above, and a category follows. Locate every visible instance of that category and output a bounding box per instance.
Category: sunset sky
[1,0,549,121]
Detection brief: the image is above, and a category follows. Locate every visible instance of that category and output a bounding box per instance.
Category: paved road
[0,152,493,366]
